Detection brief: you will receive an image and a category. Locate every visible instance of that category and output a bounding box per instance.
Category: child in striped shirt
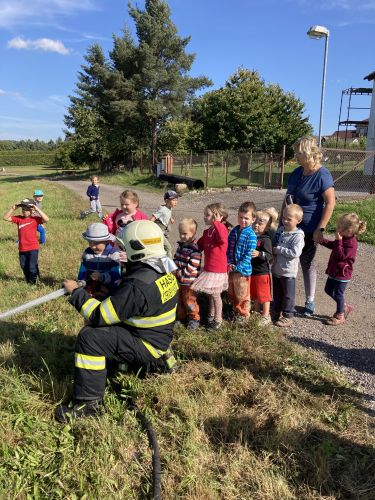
[174,218,202,330]
[227,201,257,320]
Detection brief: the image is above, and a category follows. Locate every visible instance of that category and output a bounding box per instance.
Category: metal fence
[172,148,375,194]
[173,149,285,189]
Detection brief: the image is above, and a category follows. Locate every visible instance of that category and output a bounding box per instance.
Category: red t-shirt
[11,215,42,251]
[197,221,229,273]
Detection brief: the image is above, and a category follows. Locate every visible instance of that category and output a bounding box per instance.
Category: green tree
[193,68,312,164]
[64,44,111,167]
[118,0,211,165]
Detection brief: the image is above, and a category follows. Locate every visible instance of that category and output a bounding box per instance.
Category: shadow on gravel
[288,336,375,376]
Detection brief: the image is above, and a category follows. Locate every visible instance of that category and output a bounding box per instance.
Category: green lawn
[0,176,374,498]
[329,198,375,245]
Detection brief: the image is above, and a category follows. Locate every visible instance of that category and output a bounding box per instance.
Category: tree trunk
[239,154,249,176]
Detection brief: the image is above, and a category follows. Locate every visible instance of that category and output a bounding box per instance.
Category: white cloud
[0,0,98,28]
[7,36,70,55]
[0,89,6,95]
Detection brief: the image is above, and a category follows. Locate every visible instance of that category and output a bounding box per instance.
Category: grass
[1,176,375,498]
[329,197,375,245]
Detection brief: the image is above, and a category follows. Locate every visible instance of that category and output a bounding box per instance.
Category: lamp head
[307,25,329,39]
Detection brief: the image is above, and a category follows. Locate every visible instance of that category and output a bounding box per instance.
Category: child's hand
[170,217,175,224]
[213,211,223,222]
[91,271,101,281]
[335,231,342,241]
[251,250,259,258]
[227,264,234,272]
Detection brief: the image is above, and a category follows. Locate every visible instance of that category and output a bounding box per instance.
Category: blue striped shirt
[227,225,257,277]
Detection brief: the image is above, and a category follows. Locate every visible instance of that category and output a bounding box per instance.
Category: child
[174,218,202,330]
[33,188,46,244]
[78,222,121,300]
[227,201,257,321]
[251,210,274,324]
[86,175,102,218]
[103,189,148,236]
[191,202,230,330]
[272,204,305,327]
[320,213,366,326]
[3,198,49,284]
[150,190,179,258]
[264,206,279,244]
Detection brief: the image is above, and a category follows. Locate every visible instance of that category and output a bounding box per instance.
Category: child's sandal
[344,304,354,319]
[326,314,345,326]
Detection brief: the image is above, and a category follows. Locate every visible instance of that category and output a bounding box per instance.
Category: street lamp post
[307,25,330,147]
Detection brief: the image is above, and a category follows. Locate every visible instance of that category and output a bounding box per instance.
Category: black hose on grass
[110,376,161,500]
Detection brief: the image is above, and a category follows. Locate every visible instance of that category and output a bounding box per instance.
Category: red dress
[191,221,229,294]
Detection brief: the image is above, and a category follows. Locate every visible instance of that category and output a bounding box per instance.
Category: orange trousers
[228,272,251,318]
[177,285,200,321]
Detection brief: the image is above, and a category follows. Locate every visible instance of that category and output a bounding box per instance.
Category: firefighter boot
[55,399,104,423]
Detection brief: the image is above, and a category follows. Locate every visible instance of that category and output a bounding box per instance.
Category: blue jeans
[324,277,348,314]
[19,250,39,284]
[37,224,46,244]
[272,275,296,318]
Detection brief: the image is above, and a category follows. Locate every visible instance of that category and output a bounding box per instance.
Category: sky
[0,0,374,142]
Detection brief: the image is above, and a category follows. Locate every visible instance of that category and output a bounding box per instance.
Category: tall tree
[122,0,212,165]
[192,68,312,161]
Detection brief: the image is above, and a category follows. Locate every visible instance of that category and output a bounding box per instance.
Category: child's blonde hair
[293,135,323,167]
[179,218,198,234]
[336,213,367,235]
[264,207,278,232]
[284,203,303,222]
[206,202,232,229]
[90,175,99,182]
[120,190,140,208]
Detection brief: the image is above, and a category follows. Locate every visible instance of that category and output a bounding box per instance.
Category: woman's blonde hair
[336,213,367,235]
[120,190,140,208]
[293,135,323,167]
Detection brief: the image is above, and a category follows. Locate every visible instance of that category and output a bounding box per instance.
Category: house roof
[364,70,375,81]
[327,130,357,139]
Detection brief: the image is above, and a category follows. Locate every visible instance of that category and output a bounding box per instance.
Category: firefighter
[55,220,179,422]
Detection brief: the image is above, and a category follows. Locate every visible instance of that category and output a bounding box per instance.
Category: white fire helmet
[117,220,166,262]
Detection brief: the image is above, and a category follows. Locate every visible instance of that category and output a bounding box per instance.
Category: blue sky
[0,0,374,141]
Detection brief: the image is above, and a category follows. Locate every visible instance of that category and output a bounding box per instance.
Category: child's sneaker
[304,300,316,316]
[344,304,354,319]
[258,315,272,326]
[187,320,200,330]
[275,316,293,327]
[206,320,222,331]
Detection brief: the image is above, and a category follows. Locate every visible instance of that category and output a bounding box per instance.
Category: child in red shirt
[103,190,148,236]
[3,198,49,284]
[191,202,231,330]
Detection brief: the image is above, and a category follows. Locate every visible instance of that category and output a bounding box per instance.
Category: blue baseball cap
[34,189,44,196]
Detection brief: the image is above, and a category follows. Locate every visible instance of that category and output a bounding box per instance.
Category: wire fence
[171,148,375,194]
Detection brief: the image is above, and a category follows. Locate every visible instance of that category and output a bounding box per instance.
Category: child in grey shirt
[272,204,304,327]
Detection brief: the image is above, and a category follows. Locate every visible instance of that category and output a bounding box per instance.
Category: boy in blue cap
[33,189,46,244]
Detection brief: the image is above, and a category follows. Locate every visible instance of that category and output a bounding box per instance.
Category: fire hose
[0,283,162,499]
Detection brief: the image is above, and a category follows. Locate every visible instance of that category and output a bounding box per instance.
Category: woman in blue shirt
[285,136,336,316]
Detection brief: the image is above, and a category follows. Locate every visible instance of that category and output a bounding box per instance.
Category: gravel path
[57,179,375,414]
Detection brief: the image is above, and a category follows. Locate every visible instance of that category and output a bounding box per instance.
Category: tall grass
[0,176,374,498]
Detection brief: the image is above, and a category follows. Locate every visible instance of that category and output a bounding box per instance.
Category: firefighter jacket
[69,262,179,351]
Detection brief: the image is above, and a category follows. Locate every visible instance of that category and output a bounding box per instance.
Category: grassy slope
[0,177,374,498]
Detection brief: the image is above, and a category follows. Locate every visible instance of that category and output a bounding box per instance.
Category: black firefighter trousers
[73,325,164,401]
